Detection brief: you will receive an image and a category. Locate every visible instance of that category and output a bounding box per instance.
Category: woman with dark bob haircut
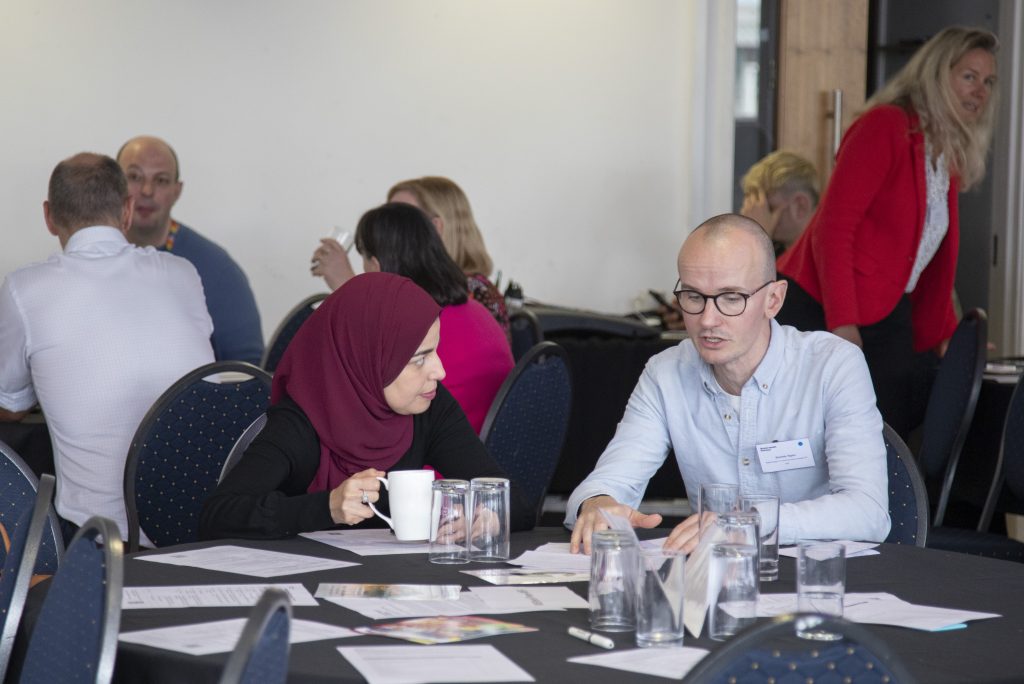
[199,272,532,539]
[355,203,514,433]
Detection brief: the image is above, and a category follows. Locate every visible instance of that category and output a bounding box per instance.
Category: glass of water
[740,494,779,582]
[796,541,846,640]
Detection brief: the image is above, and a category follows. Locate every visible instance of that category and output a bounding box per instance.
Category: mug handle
[367,476,393,529]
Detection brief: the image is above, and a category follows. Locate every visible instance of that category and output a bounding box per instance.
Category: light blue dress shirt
[565,320,891,544]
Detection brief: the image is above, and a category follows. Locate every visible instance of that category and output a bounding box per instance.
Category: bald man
[117,136,263,364]
[567,214,889,554]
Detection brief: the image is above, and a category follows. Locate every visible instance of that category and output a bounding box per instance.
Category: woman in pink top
[320,202,513,433]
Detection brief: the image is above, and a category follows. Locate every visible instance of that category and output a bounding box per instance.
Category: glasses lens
[676,291,706,314]
[716,293,748,316]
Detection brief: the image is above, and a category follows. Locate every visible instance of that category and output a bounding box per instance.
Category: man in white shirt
[568,214,890,553]
[0,152,215,541]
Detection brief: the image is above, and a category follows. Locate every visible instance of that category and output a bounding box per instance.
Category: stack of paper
[120,619,356,655]
[302,529,432,555]
[338,644,534,683]
[569,647,710,679]
[135,545,358,577]
[123,583,318,609]
[757,592,1000,631]
[323,585,587,620]
[778,541,880,558]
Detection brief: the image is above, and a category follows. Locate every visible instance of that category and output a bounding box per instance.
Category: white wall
[0,0,735,340]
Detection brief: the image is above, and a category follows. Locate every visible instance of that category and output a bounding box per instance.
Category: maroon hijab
[271,272,441,492]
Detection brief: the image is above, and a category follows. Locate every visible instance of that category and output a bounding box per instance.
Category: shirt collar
[698,318,785,397]
[63,225,129,253]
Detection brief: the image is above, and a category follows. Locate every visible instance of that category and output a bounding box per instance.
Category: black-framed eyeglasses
[672,280,774,317]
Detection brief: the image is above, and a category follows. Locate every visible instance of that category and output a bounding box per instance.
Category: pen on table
[567,626,614,650]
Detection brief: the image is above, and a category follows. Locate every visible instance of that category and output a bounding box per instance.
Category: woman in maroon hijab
[199,272,532,539]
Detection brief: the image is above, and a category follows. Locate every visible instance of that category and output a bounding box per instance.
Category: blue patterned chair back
[20,516,123,684]
[0,440,62,573]
[220,588,291,684]
[681,614,917,684]
[918,308,986,527]
[0,474,56,680]
[479,342,572,524]
[508,309,543,361]
[882,423,928,547]
[124,361,272,551]
[261,293,328,372]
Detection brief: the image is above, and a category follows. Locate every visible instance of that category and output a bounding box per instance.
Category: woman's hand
[311,238,356,291]
[328,468,385,525]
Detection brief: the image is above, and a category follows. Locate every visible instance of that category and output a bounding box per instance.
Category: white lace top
[905,142,950,292]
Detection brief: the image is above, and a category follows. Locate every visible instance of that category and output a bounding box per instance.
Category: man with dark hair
[567,214,890,553]
[117,135,264,364]
[0,152,214,542]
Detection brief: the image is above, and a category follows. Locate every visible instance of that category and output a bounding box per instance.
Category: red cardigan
[777,105,959,353]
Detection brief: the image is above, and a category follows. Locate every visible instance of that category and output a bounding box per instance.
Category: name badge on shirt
[756,438,815,473]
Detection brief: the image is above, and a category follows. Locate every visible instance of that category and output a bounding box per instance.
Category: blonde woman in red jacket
[776,26,998,437]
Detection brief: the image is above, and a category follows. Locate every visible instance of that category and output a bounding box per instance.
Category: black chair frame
[681,613,918,684]
[260,293,329,372]
[883,422,929,547]
[979,377,1024,532]
[219,587,292,684]
[124,361,272,552]
[0,440,63,569]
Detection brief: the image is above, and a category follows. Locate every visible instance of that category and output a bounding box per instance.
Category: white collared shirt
[565,320,890,544]
[0,226,214,540]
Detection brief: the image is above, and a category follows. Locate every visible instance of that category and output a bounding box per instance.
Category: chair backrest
[261,293,328,372]
[508,308,543,361]
[979,375,1024,532]
[681,613,918,684]
[0,440,62,573]
[479,342,572,524]
[918,308,986,527]
[219,413,269,484]
[883,422,929,547]
[0,474,56,681]
[219,588,292,684]
[20,516,123,684]
[124,361,272,551]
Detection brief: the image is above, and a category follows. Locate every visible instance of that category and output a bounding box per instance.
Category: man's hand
[569,495,662,555]
[311,237,356,291]
[663,512,718,554]
[740,188,783,238]
[831,324,863,348]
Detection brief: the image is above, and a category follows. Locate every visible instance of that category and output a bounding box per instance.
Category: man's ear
[43,200,58,237]
[792,192,814,221]
[765,279,788,319]
[120,196,135,233]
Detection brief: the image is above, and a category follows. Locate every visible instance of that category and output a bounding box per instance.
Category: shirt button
[762,383,768,390]
[742,458,751,466]
[724,414,731,420]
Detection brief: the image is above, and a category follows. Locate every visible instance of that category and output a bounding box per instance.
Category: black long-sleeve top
[199,384,534,539]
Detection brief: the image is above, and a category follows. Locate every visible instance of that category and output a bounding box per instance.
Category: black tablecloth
[18,529,1017,683]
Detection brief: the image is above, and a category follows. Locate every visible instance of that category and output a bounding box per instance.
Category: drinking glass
[588,530,639,632]
[469,478,510,561]
[429,479,470,564]
[740,494,780,582]
[796,541,846,640]
[707,543,758,641]
[635,548,685,647]
[698,483,739,537]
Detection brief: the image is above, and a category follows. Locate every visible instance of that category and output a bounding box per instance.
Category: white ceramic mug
[367,470,434,541]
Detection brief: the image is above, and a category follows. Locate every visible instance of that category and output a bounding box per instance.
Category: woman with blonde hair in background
[776,26,999,437]
[312,176,510,335]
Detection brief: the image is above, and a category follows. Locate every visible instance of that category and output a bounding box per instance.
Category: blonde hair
[741,151,820,205]
[386,177,494,276]
[865,26,998,190]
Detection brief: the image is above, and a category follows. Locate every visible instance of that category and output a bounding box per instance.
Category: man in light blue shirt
[568,214,889,553]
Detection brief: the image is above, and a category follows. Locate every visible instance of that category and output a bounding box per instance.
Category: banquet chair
[219,588,292,684]
[479,342,572,524]
[981,377,1024,528]
[883,423,929,547]
[0,440,62,572]
[917,308,986,527]
[261,293,328,372]
[124,361,272,552]
[680,613,918,684]
[0,474,55,681]
[219,413,268,483]
[508,308,543,361]
[19,516,123,684]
